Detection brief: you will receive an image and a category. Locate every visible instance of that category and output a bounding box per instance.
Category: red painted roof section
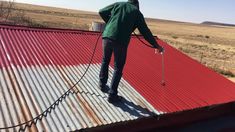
[127,38,235,113]
[1,25,235,114]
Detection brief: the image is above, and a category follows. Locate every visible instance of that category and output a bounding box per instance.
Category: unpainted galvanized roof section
[0,25,158,132]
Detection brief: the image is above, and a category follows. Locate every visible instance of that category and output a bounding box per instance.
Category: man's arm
[136,12,161,49]
[99,3,116,23]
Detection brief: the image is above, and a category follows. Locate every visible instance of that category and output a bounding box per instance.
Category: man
[99,0,163,103]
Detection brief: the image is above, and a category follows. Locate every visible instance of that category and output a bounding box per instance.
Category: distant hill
[201,21,235,27]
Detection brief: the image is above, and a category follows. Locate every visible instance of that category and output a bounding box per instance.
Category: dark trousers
[99,38,128,95]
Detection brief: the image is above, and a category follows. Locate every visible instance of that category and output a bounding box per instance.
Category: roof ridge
[0,24,100,34]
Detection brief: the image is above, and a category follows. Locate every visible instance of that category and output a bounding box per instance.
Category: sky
[10,0,235,24]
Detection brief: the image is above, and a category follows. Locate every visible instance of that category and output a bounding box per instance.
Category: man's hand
[153,45,164,53]
[157,46,164,53]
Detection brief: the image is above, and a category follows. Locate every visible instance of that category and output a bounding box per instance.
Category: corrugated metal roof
[127,38,235,112]
[0,25,158,131]
[0,25,235,131]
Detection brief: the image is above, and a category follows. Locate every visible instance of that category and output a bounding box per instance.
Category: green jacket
[99,2,159,47]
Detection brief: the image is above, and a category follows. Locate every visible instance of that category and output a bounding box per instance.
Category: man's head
[128,0,139,9]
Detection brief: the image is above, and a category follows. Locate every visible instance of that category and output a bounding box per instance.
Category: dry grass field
[1,2,235,82]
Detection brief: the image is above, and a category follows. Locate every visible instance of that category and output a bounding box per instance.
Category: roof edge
[80,102,235,132]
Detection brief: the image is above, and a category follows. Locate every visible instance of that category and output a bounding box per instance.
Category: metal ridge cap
[0,24,101,34]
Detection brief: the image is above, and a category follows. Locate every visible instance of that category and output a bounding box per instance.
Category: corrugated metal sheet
[0,25,158,132]
[127,37,235,112]
[1,25,235,131]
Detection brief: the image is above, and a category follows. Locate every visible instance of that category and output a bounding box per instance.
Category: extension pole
[161,52,166,86]
[155,49,166,86]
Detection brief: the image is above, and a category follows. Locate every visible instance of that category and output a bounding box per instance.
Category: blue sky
[14,0,235,24]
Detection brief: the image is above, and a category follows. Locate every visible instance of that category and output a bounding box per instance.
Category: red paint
[1,25,235,113]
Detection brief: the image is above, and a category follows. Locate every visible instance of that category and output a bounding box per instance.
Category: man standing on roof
[99,0,163,103]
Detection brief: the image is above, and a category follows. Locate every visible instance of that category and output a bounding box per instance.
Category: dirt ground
[2,2,235,82]
[229,78,235,82]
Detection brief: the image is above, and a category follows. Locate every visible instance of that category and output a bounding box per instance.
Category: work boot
[108,94,122,103]
[99,84,109,93]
